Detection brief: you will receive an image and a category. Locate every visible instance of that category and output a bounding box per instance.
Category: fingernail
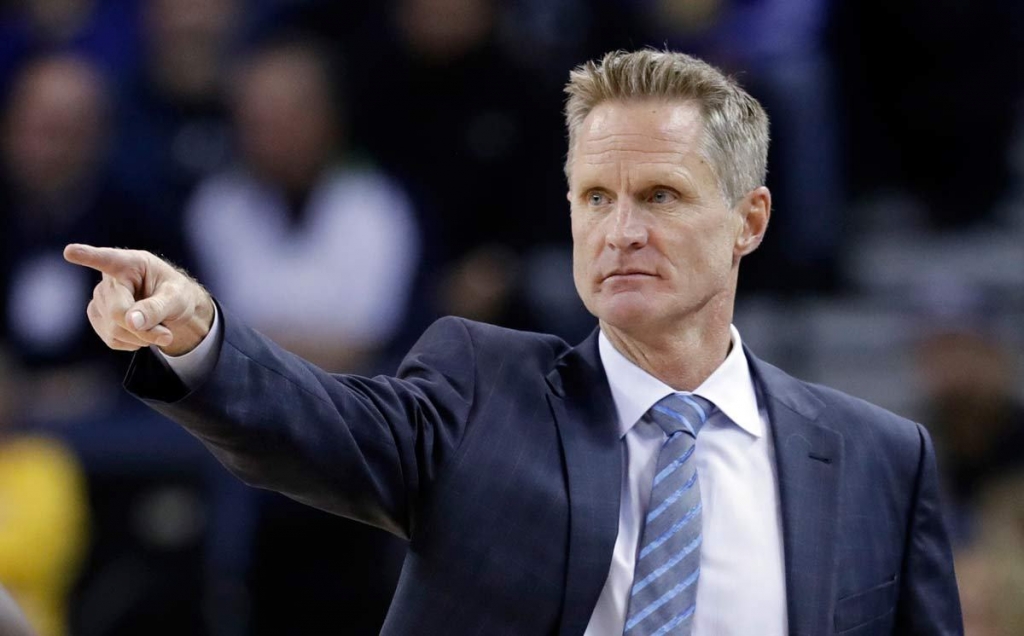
[130,311,145,329]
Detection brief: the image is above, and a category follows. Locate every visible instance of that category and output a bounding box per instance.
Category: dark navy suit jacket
[125,310,963,635]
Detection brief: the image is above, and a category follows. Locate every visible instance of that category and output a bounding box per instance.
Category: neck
[600,292,735,392]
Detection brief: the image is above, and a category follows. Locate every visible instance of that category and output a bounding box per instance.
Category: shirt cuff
[153,302,223,389]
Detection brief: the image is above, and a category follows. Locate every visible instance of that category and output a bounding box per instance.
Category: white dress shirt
[160,304,223,387]
[163,320,787,634]
[585,327,788,636]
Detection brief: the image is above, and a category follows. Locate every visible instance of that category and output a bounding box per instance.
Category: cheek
[687,238,729,275]
[570,243,595,314]
[570,209,604,248]
[570,214,599,294]
[571,220,605,272]
[569,213,588,258]
[663,231,723,278]
[569,207,584,237]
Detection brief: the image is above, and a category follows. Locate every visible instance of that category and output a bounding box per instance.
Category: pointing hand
[63,244,215,356]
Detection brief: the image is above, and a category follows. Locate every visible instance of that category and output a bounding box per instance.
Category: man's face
[569,100,752,336]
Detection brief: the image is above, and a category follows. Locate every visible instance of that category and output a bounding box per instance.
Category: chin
[593,293,659,332]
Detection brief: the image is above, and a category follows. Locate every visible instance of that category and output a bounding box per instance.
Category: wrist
[160,291,215,357]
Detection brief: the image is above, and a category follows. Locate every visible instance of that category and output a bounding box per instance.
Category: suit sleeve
[893,423,964,634]
[124,308,477,540]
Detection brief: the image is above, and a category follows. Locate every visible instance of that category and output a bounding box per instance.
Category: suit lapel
[544,339,842,634]
[747,351,843,636]
[547,330,622,636]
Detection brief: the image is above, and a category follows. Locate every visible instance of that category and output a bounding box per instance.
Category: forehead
[571,100,706,179]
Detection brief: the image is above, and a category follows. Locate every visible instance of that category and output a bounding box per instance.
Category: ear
[734,186,771,258]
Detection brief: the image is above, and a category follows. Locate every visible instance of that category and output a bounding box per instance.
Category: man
[64,50,962,635]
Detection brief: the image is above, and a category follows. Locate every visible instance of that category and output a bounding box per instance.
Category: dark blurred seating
[0,0,140,98]
[955,470,1024,636]
[346,0,576,335]
[915,325,1024,545]
[834,0,1024,230]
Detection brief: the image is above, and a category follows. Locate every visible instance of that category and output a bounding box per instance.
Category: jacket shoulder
[751,352,927,458]
[795,376,928,460]
[418,316,572,367]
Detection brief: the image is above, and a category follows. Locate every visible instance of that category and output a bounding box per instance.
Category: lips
[602,269,656,282]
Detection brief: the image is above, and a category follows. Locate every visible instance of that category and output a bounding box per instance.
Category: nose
[607,200,648,251]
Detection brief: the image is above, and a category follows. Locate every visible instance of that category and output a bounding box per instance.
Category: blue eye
[650,189,676,204]
[588,191,608,206]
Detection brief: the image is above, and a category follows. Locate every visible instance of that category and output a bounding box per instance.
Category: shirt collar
[598,325,763,439]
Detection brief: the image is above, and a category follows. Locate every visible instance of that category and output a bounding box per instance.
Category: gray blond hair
[564,49,769,205]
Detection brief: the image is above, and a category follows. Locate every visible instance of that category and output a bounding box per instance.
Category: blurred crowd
[0,0,1022,634]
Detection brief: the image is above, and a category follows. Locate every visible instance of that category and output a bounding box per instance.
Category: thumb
[127,290,182,331]
[127,306,148,331]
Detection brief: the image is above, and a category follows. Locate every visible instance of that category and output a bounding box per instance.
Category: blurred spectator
[0,54,143,422]
[108,0,238,263]
[348,0,572,332]
[0,0,140,96]
[185,38,421,373]
[0,348,89,636]
[915,325,1024,544]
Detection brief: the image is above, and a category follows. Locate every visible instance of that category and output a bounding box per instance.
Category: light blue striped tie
[623,393,715,636]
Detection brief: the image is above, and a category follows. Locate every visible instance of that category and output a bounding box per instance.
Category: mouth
[602,270,657,282]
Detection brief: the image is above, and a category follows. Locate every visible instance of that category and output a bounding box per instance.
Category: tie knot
[647,393,715,437]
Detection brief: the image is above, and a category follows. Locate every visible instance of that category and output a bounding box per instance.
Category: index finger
[64,244,140,277]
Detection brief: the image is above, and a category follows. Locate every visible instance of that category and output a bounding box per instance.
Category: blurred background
[0,0,1022,634]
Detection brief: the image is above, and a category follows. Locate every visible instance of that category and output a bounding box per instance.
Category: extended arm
[65,244,477,539]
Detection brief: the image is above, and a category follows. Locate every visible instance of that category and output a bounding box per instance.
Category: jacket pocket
[834,574,899,633]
